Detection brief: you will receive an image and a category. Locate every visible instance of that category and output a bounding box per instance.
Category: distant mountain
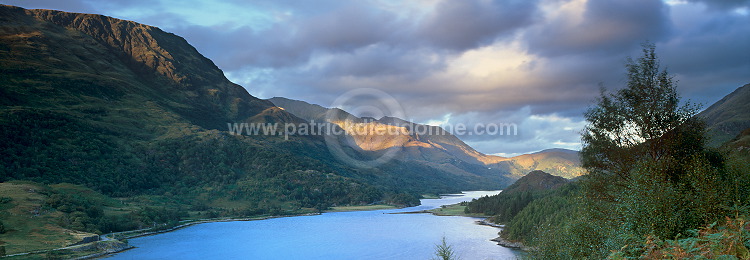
[270,97,487,162]
[269,97,511,182]
[269,97,585,179]
[697,83,750,147]
[495,149,585,179]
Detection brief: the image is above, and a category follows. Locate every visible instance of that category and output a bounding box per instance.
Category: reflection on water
[111,191,519,260]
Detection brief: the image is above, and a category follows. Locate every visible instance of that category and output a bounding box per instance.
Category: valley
[0,5,579,257]
[1,2,748,259]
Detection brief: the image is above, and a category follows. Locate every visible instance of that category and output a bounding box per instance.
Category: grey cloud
[659,8,750,105]
[527,0,671,57]
[686,0,750,10]
[417,0,538,50]
[227,3,398,69]
[662,14,750,76]
[317,45,446,78]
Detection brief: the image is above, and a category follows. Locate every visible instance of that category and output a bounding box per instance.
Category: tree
[581,43,701,182]
[431,237,459,260]
[538,43,746,258]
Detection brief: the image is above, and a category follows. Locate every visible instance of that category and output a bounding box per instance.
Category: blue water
[110,191,520,259]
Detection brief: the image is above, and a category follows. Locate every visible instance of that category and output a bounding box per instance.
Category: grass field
[0,182,96,255]
[428,203,489,217]
[0,181,185,257]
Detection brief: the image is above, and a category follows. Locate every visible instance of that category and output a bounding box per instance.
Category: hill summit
[501,170,569,194]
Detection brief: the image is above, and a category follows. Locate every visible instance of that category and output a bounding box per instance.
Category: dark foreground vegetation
[466,45,750,259]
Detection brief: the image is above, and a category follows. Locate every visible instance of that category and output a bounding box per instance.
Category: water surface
[111,191,519,259]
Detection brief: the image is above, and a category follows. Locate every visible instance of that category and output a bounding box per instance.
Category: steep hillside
[697,83,750,147]
[268,97,343,123]
[0,5,330,197]
[0,5,274,130]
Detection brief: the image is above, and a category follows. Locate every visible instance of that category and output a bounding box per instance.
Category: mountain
[0,4,392,222]
[268,97,513,184]
[697,83,750,147]
[269,97,489,161]
[500,170,569,194]
[0,5,532,254]
[0,5,275,130]
[269,97,584,179]
[494,149,585,179]
[0,4,515,210]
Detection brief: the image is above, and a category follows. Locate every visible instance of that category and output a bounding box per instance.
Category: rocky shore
[72,240,133,260]
[490,236,529,251]
[475,219,530,251]
[474,219,504,228]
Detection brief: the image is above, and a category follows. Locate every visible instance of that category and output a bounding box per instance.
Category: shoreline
[389,206,527,252]
[325,204,398,213]
[92,213,322,258]
[13,192,503,258]
[490,236,530,251]
[476,219,529,251]
[4,212,321,259]
[120,213,321,240]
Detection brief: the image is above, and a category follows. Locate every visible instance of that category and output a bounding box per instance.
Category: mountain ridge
[1,4,276,130]
[269,96,585,179]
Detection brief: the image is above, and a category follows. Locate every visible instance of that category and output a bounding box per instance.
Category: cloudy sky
[4,0,749,156]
